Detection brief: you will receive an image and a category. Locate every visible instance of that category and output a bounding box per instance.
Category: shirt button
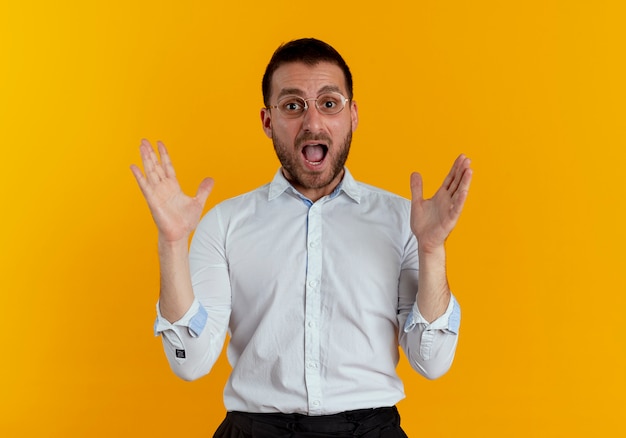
[312,400,320,407]
[307,321,315,328]
[309,241,319,248]
[308,280,318,288]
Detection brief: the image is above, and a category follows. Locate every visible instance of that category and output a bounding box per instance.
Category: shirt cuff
[153,299,208,338]
[403,294,460,335]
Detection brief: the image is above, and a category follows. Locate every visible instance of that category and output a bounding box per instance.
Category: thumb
[410,172,423,203]
[195,177,215,206]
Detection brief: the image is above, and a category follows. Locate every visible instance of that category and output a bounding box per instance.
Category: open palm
[130,139,214,243]
[410,154,473,252]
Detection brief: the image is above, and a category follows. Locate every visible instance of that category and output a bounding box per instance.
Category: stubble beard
[272,131,352,191]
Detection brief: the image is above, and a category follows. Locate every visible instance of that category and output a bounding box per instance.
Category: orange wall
[1,1,625,436]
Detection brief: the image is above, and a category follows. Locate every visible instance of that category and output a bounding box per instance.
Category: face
[260,61,358,201]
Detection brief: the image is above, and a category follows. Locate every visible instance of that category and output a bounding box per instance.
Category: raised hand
[130,139,214,243]
[410,154,473,253]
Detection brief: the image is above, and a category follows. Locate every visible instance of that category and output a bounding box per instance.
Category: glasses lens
[316,93,346,115]
[276,96,306,118]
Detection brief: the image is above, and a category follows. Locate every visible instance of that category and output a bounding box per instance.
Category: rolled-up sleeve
[399,293,460,380]
[154,298,208,339]
[404,295,460,354]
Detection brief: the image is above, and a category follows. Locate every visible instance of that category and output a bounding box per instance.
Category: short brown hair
[262,38,353,106]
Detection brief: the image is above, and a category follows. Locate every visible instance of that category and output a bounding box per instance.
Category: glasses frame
[267,92,350,118]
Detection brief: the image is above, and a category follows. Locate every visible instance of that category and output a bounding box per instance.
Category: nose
[301,99,324,132]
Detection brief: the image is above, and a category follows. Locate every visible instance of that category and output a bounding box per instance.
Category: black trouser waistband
[223,406,402,437]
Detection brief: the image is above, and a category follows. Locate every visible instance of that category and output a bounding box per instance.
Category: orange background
[1,1,625,436]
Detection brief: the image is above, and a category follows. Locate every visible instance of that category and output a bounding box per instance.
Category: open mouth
[302,144,328,165]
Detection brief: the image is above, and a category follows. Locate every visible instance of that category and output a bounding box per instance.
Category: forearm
[416,244,451,322]
[158,237,195,322]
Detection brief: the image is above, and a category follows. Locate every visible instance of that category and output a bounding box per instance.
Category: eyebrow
[276,85,343,99]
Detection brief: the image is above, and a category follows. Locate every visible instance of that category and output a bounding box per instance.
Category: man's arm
[131,140,229,381]
[130,139,214,322]
[397,154,472,379]
[410,154,472,321]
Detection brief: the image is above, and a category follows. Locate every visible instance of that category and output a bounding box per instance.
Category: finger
[457,167,473,200]
[130,164,151,198]
[441,154,464,191]
[195,177,215,207]
[157,141,176,179]
[141,138,158,168]
[140,140,167,184]
[139,139,157,170]
[451,168,473,214]
[410,172,424,203]
[447,155,470,195]
[139,143,163,185]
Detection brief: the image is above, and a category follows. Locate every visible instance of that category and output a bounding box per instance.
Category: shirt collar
[268,168,361,204]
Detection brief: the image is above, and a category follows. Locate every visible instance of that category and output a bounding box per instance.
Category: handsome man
[131,38,472,437]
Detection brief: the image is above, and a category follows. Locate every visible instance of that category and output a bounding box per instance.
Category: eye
[280,97,305,114]
[320,96,339,108]
[317,94,343,113]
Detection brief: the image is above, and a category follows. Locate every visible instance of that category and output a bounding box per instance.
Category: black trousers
[213,406,409,438]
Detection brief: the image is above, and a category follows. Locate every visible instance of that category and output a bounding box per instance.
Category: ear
[260,107,273,139]
[350,100,359,132]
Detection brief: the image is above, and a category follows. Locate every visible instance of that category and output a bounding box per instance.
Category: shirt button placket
[304,202,323,414]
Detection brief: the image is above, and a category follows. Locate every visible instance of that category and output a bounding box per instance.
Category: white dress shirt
[154,168,460,415]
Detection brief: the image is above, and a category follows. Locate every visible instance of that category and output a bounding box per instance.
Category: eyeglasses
[267,92,350,118]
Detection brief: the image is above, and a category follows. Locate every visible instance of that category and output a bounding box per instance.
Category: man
[131,38,472,437]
